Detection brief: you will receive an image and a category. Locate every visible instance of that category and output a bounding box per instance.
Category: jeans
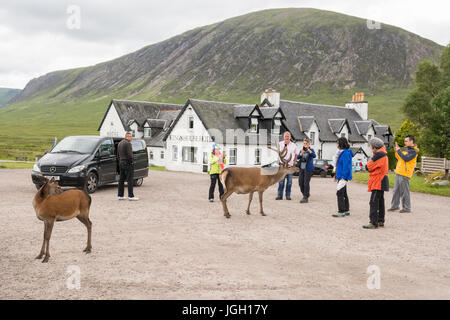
[391,174,411,211]
[277,174,293,198]
[118,162,134,198]
[369,190,385,226]
[337,185,350,213]
[209,174,224,200]
[298,169,313,198]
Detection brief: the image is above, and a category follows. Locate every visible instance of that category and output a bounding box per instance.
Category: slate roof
[97,99,183,131]
[279,100,368,143]
[354,120,373,135]
[298,116,315,132]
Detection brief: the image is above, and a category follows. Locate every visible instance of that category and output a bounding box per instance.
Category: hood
[375,146,387,154]
[410,145,420,152]
[38,152,92,168]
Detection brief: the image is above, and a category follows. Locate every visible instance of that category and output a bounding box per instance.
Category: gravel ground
[0,169,449,299]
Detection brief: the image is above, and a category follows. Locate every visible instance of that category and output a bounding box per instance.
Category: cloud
[0,0,448,89]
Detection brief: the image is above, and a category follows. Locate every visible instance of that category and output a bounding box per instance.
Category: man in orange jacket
[364,138,389,229]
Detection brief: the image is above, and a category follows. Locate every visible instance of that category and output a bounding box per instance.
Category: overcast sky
[1,0,449,89]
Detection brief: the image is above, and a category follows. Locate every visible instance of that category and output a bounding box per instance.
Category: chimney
[260,88,280,108]
[345,92,368,120]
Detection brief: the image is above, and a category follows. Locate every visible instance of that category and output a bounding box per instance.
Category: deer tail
[220,169,230,190]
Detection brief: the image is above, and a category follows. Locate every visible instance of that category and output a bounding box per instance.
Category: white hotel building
[98,90,392,173]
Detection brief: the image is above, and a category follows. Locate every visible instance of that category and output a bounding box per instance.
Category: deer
[32,177,92,263]
[219,147,299,218]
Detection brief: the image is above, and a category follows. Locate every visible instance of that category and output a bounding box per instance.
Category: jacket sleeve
[209,154,217,164]
[310,148,316,159]
[127,142,134,163]
[397,148,418,162]
[366,158,382,172]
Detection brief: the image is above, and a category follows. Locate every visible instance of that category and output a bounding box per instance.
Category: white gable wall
[99,103,126,137]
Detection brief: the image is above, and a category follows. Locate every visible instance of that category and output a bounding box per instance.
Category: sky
[0,0,449,89]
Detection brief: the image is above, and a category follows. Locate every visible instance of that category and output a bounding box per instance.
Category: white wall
[148,146,165,166]
[345,102,368,120]
[99,103,126,137]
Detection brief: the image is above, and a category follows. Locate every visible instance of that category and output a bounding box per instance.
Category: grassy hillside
[0,88,21,107]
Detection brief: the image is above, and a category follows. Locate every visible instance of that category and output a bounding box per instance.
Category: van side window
[99,140,113,156]
[131,140,145,153]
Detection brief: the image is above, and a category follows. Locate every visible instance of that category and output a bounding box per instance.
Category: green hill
[0,88,21,107]
[0,8,443,160]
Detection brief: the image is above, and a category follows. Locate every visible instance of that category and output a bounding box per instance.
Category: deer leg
[220,190,234,218]
[77,215,92,253]
[246,192,254,215]
[258,191,266,216]
[36,221,48,259]
[42,218,55,263]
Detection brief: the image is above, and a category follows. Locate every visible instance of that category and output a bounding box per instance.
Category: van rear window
[131,140,146,152]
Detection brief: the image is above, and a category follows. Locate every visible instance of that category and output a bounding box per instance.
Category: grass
[353,172,450,197]
[0,162,34,169]
[149,165,166,171]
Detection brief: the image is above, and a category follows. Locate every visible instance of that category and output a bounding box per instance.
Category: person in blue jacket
[297,138,316,203]
[332,137,354,217]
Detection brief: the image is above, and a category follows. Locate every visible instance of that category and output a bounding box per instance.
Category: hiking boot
[363,223,378,229]
[286,196,292,200]
[275,196,282,200]
[378,222,385,228]
[387,208,399,212]
[300,197,309,203]
[400,209,411,213]
[332,212,345,218]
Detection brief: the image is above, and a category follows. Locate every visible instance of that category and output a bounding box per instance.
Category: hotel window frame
[254,148,261,165]
[188,116,194,130]
[172,145,178,161]
[250,117,258,133]
[229,148,237,165]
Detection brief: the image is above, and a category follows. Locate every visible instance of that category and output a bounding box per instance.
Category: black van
[31,136,149,193]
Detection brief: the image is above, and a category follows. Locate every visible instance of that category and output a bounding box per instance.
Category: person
[363,138,389,229]
[208,144,226,202]
[388,135,419,213]
[332,137,354,217]
[297,138,316,203]
[118,132,139,201]
[276,132,298,200]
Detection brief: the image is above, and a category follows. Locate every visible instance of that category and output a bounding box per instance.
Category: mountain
[0,88,21,107]
[0,8,444,160]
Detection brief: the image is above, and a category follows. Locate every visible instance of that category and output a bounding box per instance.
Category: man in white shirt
[276,132,298,200]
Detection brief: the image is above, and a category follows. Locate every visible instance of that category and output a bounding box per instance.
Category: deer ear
[50,177,55,182]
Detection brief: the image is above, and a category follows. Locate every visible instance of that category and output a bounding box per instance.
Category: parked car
[313,159,334,177]
[352,160,365,172]
[31,136,149,193]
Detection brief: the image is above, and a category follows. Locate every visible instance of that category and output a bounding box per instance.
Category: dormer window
[250,117,258,133]
[144,127,151,138]
[273,119,281,135]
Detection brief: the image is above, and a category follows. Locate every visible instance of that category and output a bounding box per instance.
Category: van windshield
[52,137,101,154]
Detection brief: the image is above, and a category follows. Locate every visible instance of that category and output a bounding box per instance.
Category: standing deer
[219,147,299,218]
[32,178,92,263]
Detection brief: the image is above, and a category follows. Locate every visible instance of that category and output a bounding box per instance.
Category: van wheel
[320,170,327,178]
[85,172,98,194]
[134,178,143,187]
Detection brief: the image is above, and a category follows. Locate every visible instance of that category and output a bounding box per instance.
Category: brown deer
[32,178,92,263]
[219,147,299,218]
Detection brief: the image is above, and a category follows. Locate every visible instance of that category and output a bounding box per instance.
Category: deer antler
[269,146,290,166]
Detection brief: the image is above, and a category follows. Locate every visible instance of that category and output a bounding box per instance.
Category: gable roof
[354,120,374,135]
[97,99,183,131]
[298,116,316,133]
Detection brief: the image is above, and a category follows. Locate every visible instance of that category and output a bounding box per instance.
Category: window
[188,116,194,129]
[132,130,136,137]
[144,127,151,137]
[341,133,346,138]
[250,117,258,133]
[255,148,261,165]
[172,145,178,161]
[182,146,197,163]
[99,139,113,156]
[273,119,281,135]
[149,151,154,160]
[131,140,146,152]
[310,132,315,145]
[368,134,372,140]
[229,148,237,165]
[160,150,165,159]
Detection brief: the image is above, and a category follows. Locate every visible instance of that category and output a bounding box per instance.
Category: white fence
[421,157,450,175]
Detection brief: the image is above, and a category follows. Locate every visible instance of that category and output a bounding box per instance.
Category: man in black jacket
[118,132,139,201]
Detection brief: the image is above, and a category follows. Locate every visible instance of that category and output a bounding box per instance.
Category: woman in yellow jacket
[388,135,419,213]
[208,144,226,202]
